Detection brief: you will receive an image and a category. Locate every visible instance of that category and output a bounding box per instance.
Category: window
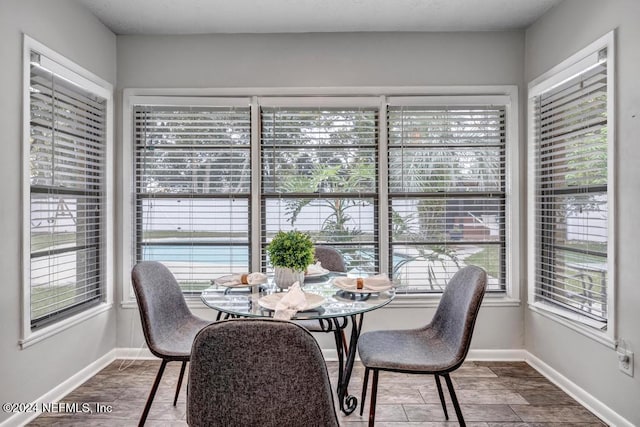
[132,101,251,292]
[124,89,517,301]
[528,32,614,331]
[24,37,112,333]
[388,100,507,292]
[261,105,378,272]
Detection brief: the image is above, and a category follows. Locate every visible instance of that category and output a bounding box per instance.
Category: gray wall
[525,0,640,424]
[117,32,524,87]
[0,0,117,423]
[115,31,527,351]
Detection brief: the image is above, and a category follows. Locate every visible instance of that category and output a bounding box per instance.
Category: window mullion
[250,96,261,272]
[378,96,390,275]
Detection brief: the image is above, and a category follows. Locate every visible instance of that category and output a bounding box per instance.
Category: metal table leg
[330,313,364,415]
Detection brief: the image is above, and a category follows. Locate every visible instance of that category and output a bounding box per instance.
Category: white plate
[258,292,326,311]
[304,268,330,279]
[213,274,267,288]
[332,278,392,294]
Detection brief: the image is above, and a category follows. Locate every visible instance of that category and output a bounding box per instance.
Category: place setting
[304,261,331,281]
[212,272,268,294]
[257,282,326,319]
[332,273,393,300]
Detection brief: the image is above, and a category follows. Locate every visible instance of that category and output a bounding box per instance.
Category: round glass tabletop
[201,274,395,320]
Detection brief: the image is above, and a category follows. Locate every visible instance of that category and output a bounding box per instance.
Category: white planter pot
[273,267,305,289]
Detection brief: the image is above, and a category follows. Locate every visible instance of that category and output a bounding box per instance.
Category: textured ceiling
[77,0,561,35]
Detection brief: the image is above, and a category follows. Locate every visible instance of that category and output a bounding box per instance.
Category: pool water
[142,245,249,264]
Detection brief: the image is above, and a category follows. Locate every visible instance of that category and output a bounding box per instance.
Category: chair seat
[358,327,457,372]
[152,317,212,359]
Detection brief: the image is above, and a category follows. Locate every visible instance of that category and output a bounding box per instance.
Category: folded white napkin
[305,262,327,275]
[217,272,267,286]
[274,282,307,320]
[333,274,391,292]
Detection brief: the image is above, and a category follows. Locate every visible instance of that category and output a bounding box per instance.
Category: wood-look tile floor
[29,360,606,426]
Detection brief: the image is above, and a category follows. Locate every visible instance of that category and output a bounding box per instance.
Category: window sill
[20,302,113,349]
[390,293,520,308]
[122,294,520,310]
[121,299,210,310]
[528,302,615,349]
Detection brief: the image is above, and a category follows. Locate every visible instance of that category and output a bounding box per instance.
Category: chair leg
[173,361,187,406]
[443,373,465,427]
[360,367,370,416]
[368,370,379,427]
[341,329,349,355]
[139,359,167,427]
[434,374,449,420]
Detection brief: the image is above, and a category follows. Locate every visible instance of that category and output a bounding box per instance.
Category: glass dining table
[200,273,395,415]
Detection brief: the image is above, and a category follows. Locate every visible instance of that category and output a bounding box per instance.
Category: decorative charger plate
[332,278,393,294]
[213,274,267,288]
[257,292,326,311]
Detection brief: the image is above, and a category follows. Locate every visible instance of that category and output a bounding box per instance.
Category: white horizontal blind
[29,52,107,327]
[388,106,506,292]
[134,106,251,292]
[261,107,378,273]
[532,54,609,323]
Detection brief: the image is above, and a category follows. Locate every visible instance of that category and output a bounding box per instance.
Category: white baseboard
[0,350,116,427]
[322,348,528,363]
[526,352,634,427]
[116,347,345,362]
[114,347,529,363]
[468,349,527,361]
[115,347,155,360]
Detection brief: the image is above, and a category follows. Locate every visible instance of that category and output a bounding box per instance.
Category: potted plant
[266,230,315,289]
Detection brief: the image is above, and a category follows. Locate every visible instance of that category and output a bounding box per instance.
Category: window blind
[261,107,378,273]
[531,55,609,324]
[388,106,506,292]
[134,106,251,292]
[29,53,107,327]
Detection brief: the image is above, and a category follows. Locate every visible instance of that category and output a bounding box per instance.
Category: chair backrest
[131,261,192,357]
[187,319,340,427]
[314,245,347,272]
[430,265,487,370]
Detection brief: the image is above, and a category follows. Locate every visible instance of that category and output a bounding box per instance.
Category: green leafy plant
[266,230,315,272]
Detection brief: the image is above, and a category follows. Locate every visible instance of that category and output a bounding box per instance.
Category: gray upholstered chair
[131,261,211,426]
[187,319,340,427]
[313,244,347,273]
[357,265,487,427]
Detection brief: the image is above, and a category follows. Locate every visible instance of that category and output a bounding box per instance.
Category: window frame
[21,35,114,348]
[121,86,519,308]
[527,31,616,344]
[122,96,251,303]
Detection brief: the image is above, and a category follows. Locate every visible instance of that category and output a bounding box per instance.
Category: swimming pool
[142,245,249,264]
[141,244,408,269]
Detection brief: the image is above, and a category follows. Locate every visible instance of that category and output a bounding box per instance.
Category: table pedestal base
[319,314,363,415]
